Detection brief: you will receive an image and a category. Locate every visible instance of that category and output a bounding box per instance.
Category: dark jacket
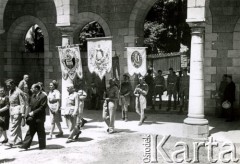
[29,92,47,122]
[224,81,235,102]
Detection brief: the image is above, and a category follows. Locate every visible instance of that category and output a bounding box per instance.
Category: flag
[58,45,82,80]
[126,47,147,76]
[87,37,112,80]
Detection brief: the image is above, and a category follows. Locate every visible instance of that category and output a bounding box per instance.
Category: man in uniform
[134,76,148,126]
[153,70,165,110]
[5,79,25,148]
[119,73,132,122]
[179,69,189,113]
[102,78,119,134]
[167,68,177,111]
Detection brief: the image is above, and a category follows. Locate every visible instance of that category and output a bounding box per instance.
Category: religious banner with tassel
[87,37,112,80]
[58,45,83,80]
[126,47,147,76]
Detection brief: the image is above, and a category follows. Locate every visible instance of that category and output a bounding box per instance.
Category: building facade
[0,0,239,138]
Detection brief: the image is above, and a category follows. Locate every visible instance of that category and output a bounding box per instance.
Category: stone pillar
[58,27,74,108]
[183,25,209,139]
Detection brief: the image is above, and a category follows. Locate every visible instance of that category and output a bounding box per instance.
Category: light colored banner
[87,37,112,80]
[58,45,83,80]
[126,47,147,76]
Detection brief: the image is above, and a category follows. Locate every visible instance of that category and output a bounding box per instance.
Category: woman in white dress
[47,80,63,139]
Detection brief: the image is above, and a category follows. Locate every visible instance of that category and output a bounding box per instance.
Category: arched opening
[128,0,191,112]
[73,21,107,110]
[6,16,50,86]
[78,21,105,51]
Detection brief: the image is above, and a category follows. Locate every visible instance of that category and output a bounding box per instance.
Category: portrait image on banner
[58,45,83,80]
[87,37,112,80]
[126,47,147,76]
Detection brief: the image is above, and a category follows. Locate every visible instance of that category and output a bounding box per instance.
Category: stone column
[183,24,209,139]
[58,27,74,108]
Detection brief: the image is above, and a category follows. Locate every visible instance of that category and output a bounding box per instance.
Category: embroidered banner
[58,45,83,80]
[126,47,147,76]
[87,37,112,80]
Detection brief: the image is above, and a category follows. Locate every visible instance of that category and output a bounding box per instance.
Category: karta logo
[143,135,239,163]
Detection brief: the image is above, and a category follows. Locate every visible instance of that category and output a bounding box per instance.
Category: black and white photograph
[0,0,240,163]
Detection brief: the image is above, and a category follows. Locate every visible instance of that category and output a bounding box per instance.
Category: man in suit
[18,84,47,150]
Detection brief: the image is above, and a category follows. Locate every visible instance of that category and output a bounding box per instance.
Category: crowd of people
[0,68,190,150]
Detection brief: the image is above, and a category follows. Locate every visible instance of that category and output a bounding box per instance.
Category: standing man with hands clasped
[134,76,148,126]
[18,84,47,150]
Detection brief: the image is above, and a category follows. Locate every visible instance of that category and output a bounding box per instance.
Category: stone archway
[127,0,158,46]
[5,16,51,85]
[72,12,112,108]
[0,0,77,32]
[73,12,111,41]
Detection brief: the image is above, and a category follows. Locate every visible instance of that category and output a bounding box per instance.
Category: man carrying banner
[119,73,132,122]
[134,76,148,126]
[102,78,119,134]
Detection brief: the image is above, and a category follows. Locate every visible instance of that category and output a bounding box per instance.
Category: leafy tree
[79,21,105,51]
[144,0,190,54]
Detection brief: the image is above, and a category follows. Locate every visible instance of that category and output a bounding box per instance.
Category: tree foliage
[144,0,190,54]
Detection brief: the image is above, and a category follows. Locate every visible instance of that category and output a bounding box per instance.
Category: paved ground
[0,108,240,164]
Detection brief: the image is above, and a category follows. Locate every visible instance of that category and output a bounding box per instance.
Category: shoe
[55,132,63,138]
[81,119,88,127]
[74,131,82,140]
[47,134,52,140]
[138,122,142,126]
[108,129,114,134]
[142,116,147,123]
[1,138,8,144]
[18,145,28,150]
[5,143,13,148]
[124,118,128,122]
[107,128,109,132]
[15,141,23,145]
[66,139,74,143]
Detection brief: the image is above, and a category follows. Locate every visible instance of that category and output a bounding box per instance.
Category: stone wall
[204,0,240,115]
[0,0,62,91]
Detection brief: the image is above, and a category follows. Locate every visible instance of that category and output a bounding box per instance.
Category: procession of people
[0,66,192,150]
